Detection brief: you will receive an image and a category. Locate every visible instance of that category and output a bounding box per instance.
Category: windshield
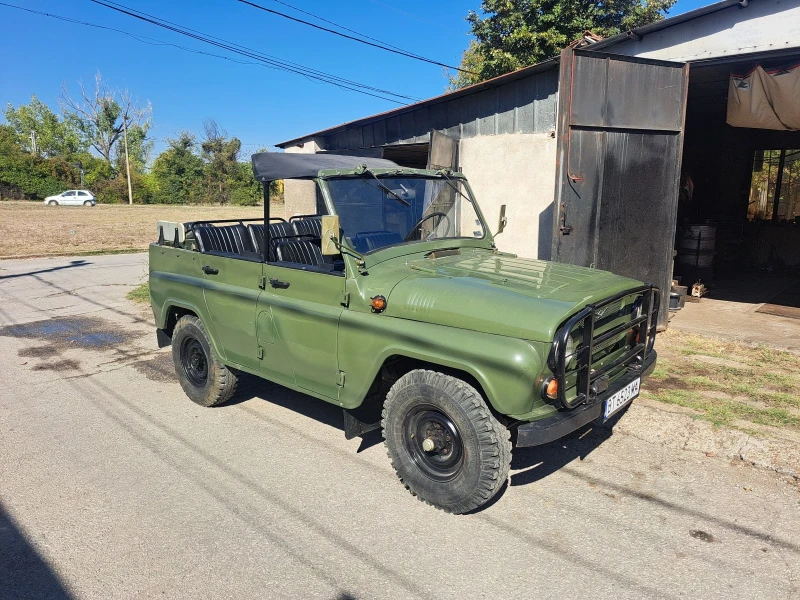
[326,176,485,254]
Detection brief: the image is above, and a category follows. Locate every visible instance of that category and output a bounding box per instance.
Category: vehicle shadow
[226,372,384,452]
[510,423,614,487]
[468,410,625,514]
[0,503,73,599]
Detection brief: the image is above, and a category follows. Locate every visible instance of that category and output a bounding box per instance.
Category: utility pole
[122,115,134,205]
[30,130,38,155]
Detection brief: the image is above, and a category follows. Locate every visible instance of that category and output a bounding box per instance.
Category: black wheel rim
[180,337,208,388]
[403,404,464,482]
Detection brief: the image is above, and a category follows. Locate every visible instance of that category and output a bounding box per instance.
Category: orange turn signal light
[371,295,387,313]
[544,377,559,400]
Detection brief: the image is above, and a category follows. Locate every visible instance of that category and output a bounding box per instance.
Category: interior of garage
[674,51,800,322]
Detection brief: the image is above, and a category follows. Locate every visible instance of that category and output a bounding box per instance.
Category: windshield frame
[317,169,493,259]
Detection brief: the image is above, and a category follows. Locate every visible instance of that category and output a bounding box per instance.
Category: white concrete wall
[458,133,558,260]
[607,0,800,62]
[283,138,323,217]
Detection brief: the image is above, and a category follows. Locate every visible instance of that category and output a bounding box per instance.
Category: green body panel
[200,254,263,370]
[149,244,224,359]
[260,264,345,400]
[337,310,549,418]
[149,166,653,423]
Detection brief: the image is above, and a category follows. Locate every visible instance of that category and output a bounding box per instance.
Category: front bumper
[515,351,657,448]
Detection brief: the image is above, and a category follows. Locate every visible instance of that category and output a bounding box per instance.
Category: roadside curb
[614,399,800,480]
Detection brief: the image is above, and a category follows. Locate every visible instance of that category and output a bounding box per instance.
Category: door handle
[202,265,219,275]
[269,277,290,289]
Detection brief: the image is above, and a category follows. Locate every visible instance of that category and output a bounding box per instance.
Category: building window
[748,149,800,223]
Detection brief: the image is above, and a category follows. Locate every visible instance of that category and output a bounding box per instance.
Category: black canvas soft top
[250,152,399,182]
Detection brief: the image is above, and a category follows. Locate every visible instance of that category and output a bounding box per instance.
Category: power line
[90,0,416,103]
[2,1,415,102]
[363,0,468,35]
[236,0,473,74]
[0,3,295,74]
[269,0,449,58]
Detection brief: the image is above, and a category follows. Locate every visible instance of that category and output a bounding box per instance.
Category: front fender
[337,310,549,417]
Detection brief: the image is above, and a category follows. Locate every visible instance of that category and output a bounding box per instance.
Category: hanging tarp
[727,64,800,131]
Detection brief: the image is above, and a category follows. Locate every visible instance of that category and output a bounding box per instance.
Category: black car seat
[275,240,324,266]
[194,224,255,254]
[291,216,323,239]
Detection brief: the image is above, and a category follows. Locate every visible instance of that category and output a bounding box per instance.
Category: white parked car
[44,190,97,206]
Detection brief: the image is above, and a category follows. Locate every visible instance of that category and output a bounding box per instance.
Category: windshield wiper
[362,170,411,206]
[438,171,473,204]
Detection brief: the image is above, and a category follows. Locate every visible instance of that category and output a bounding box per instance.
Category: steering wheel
[403,212,451,242]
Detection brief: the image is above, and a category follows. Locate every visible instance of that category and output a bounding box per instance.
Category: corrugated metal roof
[276,0,744,149]
[276,58,559,148]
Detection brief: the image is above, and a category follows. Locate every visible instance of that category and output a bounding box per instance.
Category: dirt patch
[31,359,80,372]
[0,201,282,258]
[132,352,175,383]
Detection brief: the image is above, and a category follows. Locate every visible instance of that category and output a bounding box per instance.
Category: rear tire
[83,200,92,206]
[171,315,238,407]
[382,369,511,514]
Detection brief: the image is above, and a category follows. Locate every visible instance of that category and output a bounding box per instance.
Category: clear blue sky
[0,0,709,157]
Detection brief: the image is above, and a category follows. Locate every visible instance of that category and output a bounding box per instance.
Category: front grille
[548,285,659,409]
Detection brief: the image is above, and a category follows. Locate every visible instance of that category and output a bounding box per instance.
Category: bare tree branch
[59,72,152,165]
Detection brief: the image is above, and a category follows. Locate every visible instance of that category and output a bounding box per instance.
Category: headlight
[565,335,578,369]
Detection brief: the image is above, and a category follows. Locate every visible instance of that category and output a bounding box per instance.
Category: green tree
[450,0,675,88]
[0,125,79,198]
[150,132,205,204]
[60,72,152,165]
[115,123,153,174]
[4,94,85,157]
[200,119,242,204]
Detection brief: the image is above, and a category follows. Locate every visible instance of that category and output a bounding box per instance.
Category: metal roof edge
[276,56,560,148]
[587,0,744,51]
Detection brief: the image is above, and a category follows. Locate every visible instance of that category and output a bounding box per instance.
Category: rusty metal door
[552,48,688,328]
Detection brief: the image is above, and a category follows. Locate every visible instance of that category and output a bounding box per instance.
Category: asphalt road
[1,253,798,600]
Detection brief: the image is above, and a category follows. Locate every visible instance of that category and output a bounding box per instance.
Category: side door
[63,191,77,205]
[260,263,345,401]
[552,48,688,328]
[200,252,263,371]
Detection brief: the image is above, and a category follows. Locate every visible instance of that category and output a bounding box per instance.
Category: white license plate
[603,377,640,420]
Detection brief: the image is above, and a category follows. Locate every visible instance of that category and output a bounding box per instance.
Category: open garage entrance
[670,51,800,347]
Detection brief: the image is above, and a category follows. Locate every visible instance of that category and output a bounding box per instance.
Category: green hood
[380,251,642,342]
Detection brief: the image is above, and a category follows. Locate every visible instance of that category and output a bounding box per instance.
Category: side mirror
[321,215,341,256]
[496,204,507,236]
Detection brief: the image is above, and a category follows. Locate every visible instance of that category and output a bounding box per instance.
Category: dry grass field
[0,201,284,258]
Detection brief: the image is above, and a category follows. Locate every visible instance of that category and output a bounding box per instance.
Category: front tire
[382,370,511,514]
[48,200,58,206]
[171,315,238,407]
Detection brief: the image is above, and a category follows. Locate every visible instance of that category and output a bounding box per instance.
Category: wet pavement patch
[1,316,135,351]
[132,352,175,383]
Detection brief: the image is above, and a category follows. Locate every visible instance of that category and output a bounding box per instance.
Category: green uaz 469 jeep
[149,152,659,514]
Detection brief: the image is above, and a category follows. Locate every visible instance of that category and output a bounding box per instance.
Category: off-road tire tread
[172,315,238,407]
[382,369,511,514]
